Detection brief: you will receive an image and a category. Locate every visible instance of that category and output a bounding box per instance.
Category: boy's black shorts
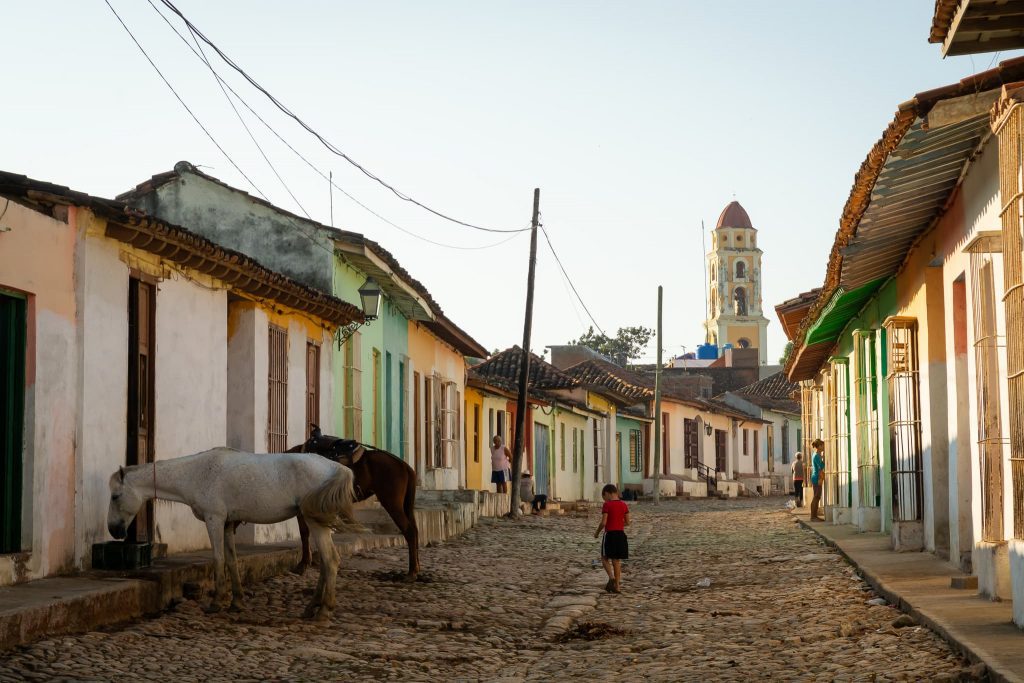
[601,530,628,560]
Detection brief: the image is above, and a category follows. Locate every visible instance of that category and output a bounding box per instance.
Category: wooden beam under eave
[946,32,1024,55]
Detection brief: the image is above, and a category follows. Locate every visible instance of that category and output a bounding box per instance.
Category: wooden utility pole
[652,285,663,504]
[510,188,540,517]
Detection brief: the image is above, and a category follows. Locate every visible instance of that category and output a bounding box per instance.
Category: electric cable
[146,0,525,251]
[157,0,529,234]
[539,223,606,336]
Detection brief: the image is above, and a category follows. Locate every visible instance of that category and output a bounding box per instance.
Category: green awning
[804,278,886,347]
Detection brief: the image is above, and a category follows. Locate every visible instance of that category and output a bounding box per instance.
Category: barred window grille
[994,101,1024,540]
[853,330,880,508]
[781,421,790,464]
[971,252,1007,541]
[884,318,924,522]
[267,324,288,453]
[827,360,851,507]
[629,429,643,472]
[343,332,362,441]
[822,369,836,505]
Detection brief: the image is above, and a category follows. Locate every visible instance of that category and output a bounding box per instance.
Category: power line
[102,0,269,204]
[156,0,529,235]
[146,0,524,252]
[539,223,606,336]
[154,0,312,220]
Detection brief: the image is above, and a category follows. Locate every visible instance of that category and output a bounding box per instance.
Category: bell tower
[703,200,770,364]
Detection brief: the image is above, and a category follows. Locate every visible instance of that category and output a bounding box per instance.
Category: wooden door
[127,279,155,544]
[0,293,26,553]
[533,422,549,496]
[305,341,319,438]
[714,429,727,473]
[683,418,698,468]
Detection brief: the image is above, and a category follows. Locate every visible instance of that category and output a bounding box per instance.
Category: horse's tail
[300,465,357,532]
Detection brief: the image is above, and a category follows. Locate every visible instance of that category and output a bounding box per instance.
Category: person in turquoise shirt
[810,439,826,521]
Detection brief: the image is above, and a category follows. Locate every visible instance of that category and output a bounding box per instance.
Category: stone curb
[540,522,653,639]
[795,515,1018,683]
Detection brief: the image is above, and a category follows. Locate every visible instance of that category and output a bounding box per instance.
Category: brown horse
[287,425,420,581]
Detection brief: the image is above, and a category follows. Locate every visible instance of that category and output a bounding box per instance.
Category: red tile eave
[785,55,1024,382]
[929,0,960,44]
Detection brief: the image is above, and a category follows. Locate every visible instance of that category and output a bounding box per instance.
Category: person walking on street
[791,452,805,507]
[809,439,826,521]
[594,484,630,594]
[490,436,511,494]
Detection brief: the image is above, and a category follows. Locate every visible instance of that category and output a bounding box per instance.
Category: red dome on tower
[716,201,753,229]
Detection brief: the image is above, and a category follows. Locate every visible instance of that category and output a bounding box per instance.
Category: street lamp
[336,277,382,348]
[358,277,381,321]
[704,421,713,437]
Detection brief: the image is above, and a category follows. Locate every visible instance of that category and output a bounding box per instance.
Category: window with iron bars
[629,429,643,472]
[994,101,1024,539]
[853,330,880,508]
[884,318,924,523]
[267,324,288,452]
[971,251,1007,541]
[826,359,851,508]
[342,332,362,441]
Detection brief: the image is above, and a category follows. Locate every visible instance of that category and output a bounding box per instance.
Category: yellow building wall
[464,387,486,490]
[725,325,759,347]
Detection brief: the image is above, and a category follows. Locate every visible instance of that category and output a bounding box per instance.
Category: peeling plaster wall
[0,200,78,586]
[151,273,229,554]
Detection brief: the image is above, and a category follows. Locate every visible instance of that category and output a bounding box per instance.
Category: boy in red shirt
[594,483,630,593]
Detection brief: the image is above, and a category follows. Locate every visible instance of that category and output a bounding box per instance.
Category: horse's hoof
[403,573,417,583]
[301,604,319,619]
[313,607,331,622]
[204,602,222,614]
[229,601,246,613]
[290,563,307,576]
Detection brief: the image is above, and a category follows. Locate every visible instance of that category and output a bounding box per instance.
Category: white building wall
[152,275,229,554]
[75,237,129,563]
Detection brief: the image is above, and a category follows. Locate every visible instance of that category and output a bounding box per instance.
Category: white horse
[107,447,356,620]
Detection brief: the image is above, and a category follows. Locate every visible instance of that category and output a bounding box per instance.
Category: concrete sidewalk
[792,506,1024,683]
[0,490,509,651]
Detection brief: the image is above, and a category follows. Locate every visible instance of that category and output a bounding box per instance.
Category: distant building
[703,201,770,365]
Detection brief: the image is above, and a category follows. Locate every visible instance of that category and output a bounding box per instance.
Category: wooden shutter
[267,324,288,452]
[127,278,155,543]
[305,341,320,438]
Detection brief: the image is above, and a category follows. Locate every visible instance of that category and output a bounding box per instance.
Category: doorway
[127,278,155,544]
[0,292,26,553]
[533,422,549,496]
[714,429,727,473]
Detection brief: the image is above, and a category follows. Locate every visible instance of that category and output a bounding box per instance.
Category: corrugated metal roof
[839,115,991,290]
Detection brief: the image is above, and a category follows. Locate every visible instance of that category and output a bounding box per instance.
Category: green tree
[569,325,655,365]
[779,341,793,365]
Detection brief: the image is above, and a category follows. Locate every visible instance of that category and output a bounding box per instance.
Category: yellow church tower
[703,201,770,364]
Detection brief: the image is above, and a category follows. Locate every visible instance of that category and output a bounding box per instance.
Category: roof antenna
[702,219,710,344]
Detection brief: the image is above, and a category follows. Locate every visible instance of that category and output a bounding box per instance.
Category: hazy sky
[4,2,1014,362]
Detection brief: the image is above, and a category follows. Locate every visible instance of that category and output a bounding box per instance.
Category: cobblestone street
[0,498,977,682]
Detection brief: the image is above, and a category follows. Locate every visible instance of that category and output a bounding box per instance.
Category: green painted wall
[831,278,898,532]
[333,255,409,451]
[616,415,647,487]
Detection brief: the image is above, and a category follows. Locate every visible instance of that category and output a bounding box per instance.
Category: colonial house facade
[120,162,487,491]
[0,170,362,584]
[781,58,1024,627]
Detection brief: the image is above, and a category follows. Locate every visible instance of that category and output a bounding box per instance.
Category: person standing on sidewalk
[490,436,511,494]
[791,452,805,507]
[809,439,826,521]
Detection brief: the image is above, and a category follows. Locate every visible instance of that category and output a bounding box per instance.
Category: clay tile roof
[0,170,363,328]
[562,359,655,403]
[468,347,578,393]
[716,201,753,229]
[731,372,801,414]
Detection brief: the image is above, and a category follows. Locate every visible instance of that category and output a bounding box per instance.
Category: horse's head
[107,467,144,540]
